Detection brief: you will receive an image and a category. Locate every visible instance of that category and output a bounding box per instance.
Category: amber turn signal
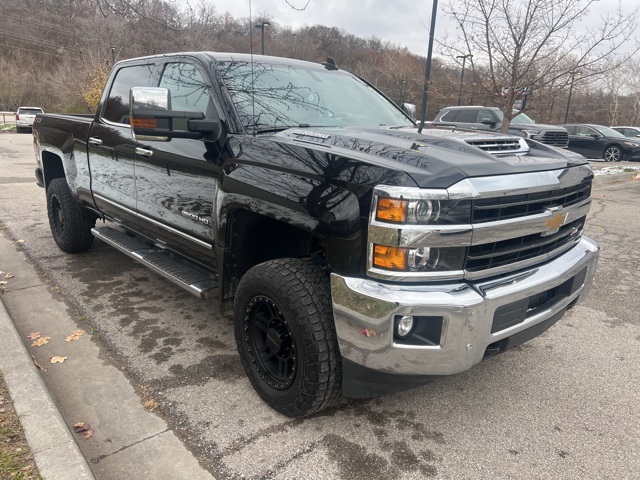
[373,245,407,270]
[131,117,158,128]
[376,198,407,223]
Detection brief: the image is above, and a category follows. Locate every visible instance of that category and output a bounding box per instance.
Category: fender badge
[543,208,568,236]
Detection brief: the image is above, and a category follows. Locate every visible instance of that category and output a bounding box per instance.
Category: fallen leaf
[65,329,85,342]
[16,240,25,244]
[4,274,14,279]
[27,332,41,340]
[31,355,47,372]
[32,336,50,347]
[73,422,94,440]
[50,356,67,364]
[0,281,7,285]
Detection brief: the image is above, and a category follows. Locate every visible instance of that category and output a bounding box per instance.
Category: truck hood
[277,125,588,189]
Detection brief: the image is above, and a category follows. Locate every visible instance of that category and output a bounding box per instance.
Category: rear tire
[234,258,342,417]
[46,178,95,253]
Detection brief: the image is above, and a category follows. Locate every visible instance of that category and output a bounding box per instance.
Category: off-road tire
[603,145,622,162]
[234,258,342,417]
[46,178,95,253]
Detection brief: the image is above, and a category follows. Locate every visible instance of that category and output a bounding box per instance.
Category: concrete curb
[592,171,640,187]
[0,299,95,480]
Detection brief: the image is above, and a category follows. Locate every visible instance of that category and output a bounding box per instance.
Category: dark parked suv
[433,106,569,148]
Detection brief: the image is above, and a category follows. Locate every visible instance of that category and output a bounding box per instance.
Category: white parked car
[16,107,44,133]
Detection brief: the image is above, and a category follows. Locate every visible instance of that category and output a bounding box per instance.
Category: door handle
[88,137,103,146]
[135,147,153,157]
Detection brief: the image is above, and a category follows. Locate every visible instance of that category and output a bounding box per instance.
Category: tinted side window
[577,126,596,136]
[457,110,478,123]
[564,125,576,135]
[160,63,211,114]
[103,64,156,124]
[440,110,458,122]
[477,109,496,123]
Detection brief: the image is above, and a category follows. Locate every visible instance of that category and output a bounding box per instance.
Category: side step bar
[91,226,218,300]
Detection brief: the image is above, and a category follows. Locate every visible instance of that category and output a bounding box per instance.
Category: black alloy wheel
[244,295,297,390]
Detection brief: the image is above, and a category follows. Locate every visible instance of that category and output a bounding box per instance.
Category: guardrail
[1,112,17,124]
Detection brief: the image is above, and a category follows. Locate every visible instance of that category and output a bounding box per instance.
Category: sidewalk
[0,299,95,480]
[0,235,215,480]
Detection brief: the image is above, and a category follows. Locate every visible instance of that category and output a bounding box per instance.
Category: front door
[133,60,219,267]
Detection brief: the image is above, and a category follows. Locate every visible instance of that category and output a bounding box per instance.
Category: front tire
[46,178,95,253]
[234,258,342,417]
[603,145,622,162]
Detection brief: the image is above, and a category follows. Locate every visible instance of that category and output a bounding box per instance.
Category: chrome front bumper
[331,236,599,380]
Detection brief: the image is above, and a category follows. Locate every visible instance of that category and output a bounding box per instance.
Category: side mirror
[402,103,417,121]
[589,133,600,139]
[480,118,496,126]
[129,87,222,141]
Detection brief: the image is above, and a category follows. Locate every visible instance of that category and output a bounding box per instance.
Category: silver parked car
[611,126,640,138]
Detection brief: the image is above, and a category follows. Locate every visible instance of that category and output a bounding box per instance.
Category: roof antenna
[322,57,338,70]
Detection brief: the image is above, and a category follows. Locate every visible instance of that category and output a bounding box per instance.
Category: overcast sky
[201,0,639,62]
[207,0,438,56]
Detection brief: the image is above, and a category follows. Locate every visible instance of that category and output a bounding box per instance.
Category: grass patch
[0,373,41,480]
[0,124,16,133]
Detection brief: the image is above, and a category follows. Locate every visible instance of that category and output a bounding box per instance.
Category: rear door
[133,58,219,266]
[89,63,157,226]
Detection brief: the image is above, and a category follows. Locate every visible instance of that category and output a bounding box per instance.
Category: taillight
[16,114,19,120]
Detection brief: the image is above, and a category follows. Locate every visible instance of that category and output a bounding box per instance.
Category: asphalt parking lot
[1,132,638,479]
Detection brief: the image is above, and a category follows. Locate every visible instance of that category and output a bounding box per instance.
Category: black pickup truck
[34,52,599,417]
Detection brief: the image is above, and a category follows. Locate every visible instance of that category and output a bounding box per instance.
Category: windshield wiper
[256,124,311,134]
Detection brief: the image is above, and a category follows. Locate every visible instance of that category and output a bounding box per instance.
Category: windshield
[18,108,43,115]
[595,126,625,138]
[494,110,536,124]
[216,61,413,132]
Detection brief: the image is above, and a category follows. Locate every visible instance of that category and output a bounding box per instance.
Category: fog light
[396,315,414,338]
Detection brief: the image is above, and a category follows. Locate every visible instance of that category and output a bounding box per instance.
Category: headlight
[372,245,466,272]
[375,198,471,225]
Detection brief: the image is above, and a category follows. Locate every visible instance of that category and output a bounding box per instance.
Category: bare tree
[441,0,640,131]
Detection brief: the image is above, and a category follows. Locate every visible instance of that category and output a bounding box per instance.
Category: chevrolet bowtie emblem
[543,209,568,235]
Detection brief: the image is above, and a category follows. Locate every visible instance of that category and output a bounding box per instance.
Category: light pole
[564,69,580,123]
[456,54,472,106]
[254,21,270,55]
[417,0,439,134]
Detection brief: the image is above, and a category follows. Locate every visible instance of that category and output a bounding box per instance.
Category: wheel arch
[218,208,324,315]
[41,150,66,189]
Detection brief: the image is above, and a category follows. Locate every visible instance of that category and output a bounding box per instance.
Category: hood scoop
[464,137,529,156]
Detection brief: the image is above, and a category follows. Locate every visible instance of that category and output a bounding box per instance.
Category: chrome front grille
[472,180,591,223]
[465,218,584,272]
[539,131,569,148]
[368,166,594,282]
